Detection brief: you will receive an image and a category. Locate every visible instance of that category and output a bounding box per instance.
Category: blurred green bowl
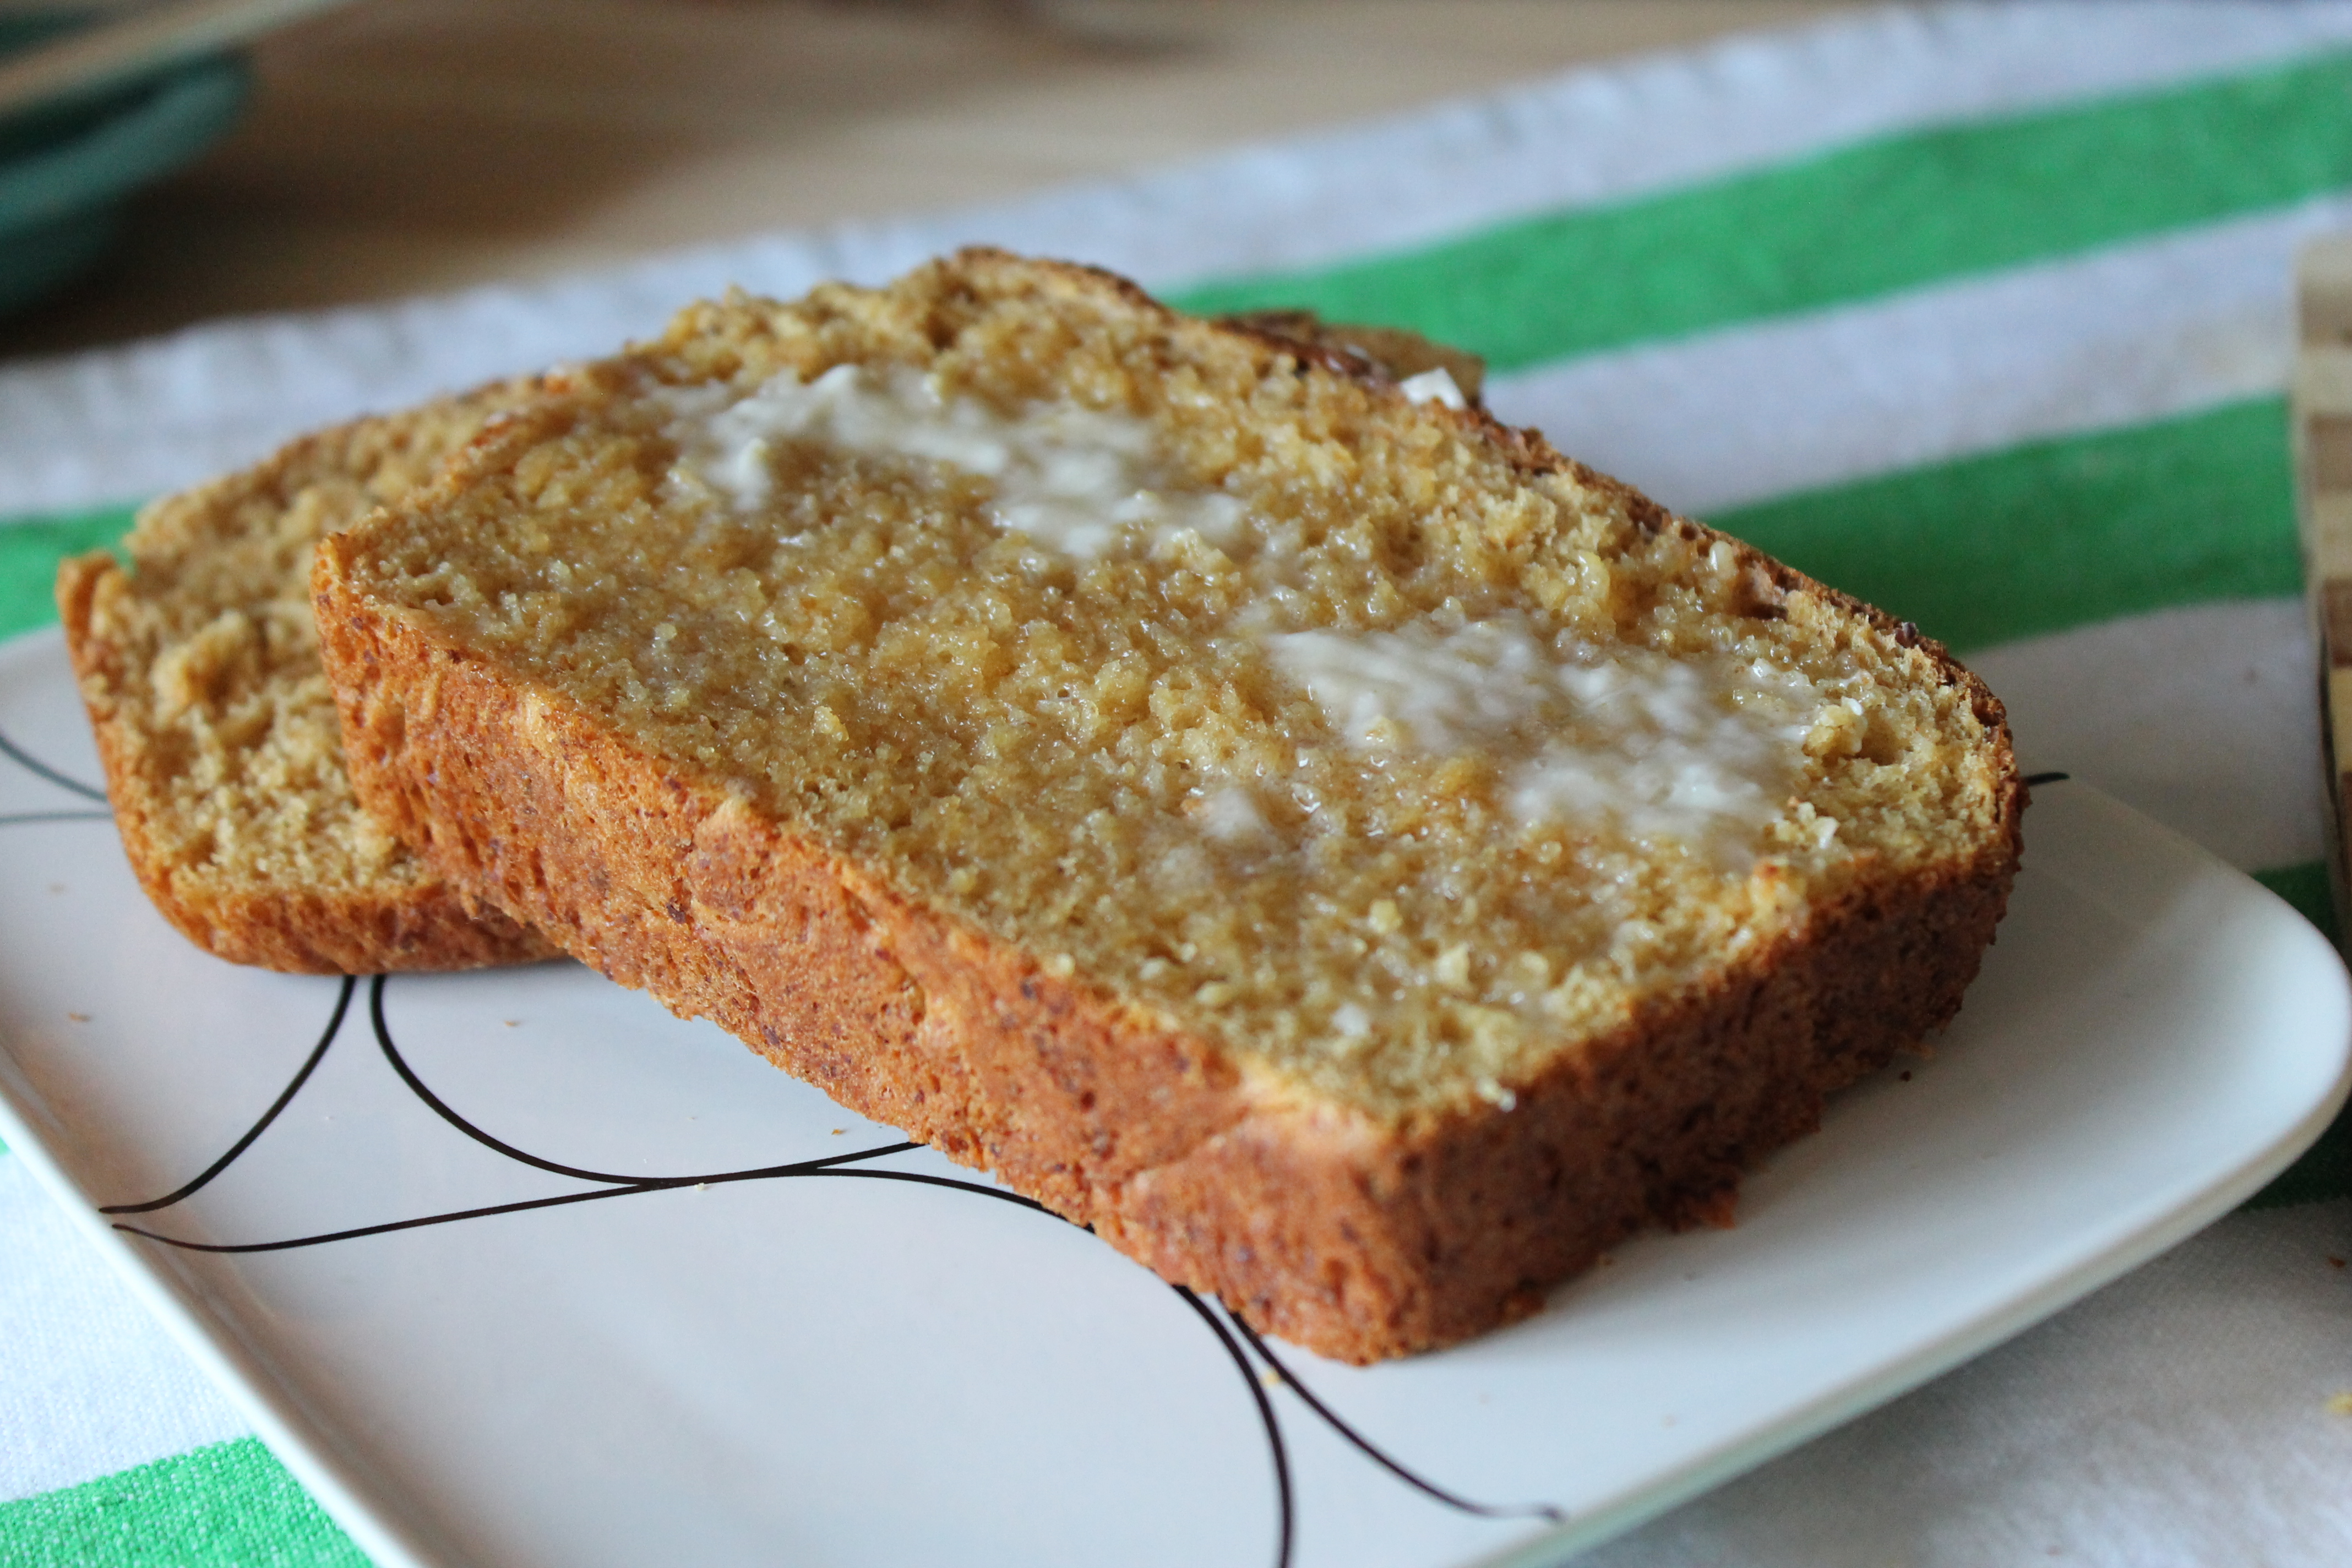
[0,12,252,319]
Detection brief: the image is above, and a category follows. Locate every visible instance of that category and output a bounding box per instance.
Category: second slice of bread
[59,386,558,973]
[314,251,2022,1362]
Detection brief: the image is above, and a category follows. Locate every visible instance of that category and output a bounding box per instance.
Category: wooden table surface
[0,0,1852,363]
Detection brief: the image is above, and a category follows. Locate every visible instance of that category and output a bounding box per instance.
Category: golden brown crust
[56,392,559,974]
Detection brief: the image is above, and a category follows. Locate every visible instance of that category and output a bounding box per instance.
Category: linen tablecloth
[6,3,2352,1561]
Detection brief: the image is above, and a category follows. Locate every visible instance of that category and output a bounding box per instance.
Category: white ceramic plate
[2,623,2346,1568]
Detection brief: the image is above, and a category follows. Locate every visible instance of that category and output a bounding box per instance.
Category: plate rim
[0,1075,460,1567]
[1477,787,2352,1564]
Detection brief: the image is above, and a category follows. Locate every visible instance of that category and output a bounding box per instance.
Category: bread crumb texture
[57,385,557,972]
[330,252,2016,1122]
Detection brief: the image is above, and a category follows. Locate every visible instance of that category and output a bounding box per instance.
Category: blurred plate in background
[0,9,248,318]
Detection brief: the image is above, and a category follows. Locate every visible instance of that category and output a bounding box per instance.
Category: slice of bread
[314,250,2023,1362]
[58,386,559,973]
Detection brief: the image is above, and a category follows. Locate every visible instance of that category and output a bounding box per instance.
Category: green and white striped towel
[7,3,2352,1561]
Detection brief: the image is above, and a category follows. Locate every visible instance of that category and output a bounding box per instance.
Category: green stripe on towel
[0,1438,366,1567]
[0,505,137,640]
[1710,399,2297,655]
[1172,52,2352,369]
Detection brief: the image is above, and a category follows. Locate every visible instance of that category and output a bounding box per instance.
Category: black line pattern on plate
[115,976,932,1245]
[1179,1284,1295,1568]
[1225,1311,1567,1526]
[0,809,111,828]
[365,977,921,1187]
[110,1164,950,1253]
[101,971,1567,1565]
[2023,771,2070,786]
[0,726,106,803]
[101,976,357,1216]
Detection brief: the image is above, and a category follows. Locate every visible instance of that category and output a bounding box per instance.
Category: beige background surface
[1,0,1853,362]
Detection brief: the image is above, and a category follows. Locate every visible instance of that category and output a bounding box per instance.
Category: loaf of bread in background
[1216,307,1488,403]
[315,250,2023,1362]
[57,385,559,973]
